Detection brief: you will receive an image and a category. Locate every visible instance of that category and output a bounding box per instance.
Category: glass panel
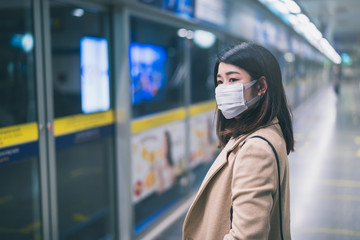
[51,2,111,118]
[0,1,42,240]
[0,2,36,127]
[130,17,187,234]
[187,34,219,190]
[49,2,115,239]
[130,17,185,117]
[190,33,218,104]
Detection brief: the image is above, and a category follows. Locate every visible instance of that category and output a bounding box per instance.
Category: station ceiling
[296,0,360,57]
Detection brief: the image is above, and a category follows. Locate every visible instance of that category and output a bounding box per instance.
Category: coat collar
[226,117,279,153]
[183,118,279,229]
[188,118,279,208]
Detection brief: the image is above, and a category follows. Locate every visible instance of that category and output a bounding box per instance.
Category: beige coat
[183,119,291,240]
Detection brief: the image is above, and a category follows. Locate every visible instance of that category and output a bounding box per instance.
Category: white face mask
[215,80,261,119]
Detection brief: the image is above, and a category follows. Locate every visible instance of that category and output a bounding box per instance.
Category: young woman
[183,42,294,240]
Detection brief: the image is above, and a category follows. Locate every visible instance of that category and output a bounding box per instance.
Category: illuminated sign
[80,36,110,113]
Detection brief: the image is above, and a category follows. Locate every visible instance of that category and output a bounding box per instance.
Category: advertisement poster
[189,111,217,169]
[132,121,186,203]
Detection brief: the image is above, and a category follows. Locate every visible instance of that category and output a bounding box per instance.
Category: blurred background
[0,0,359,239]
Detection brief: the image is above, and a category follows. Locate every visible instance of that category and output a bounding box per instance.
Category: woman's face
[216,62,256,102]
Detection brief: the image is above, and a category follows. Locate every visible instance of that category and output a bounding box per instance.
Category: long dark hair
[214,42,294,154]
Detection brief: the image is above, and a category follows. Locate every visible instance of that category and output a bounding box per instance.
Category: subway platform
[149,80,360,240]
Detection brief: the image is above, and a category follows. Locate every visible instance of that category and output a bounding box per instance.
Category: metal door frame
[34,0,118,239]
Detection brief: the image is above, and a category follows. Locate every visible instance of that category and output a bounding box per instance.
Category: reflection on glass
[190,39,217,103]
[130,17,185,117]
[56,139,114,240]
[0,2,36,128]
[80,36,110,114]
[51,3,111,118]
[0,1,42,240]
[130,17,187,234]
[50,2,115,240]
[129,43,167,105]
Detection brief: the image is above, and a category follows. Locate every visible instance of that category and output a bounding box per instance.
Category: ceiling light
[307,22,323,40]
[272,1,289,14]
[284,52,295,62]
[297,13,309,23]
[72,8,84,17]
[22,33,34,52]
[177,28,187,38]
[193,30,216,49]
[286,14,299,26]
[284,0,301,14]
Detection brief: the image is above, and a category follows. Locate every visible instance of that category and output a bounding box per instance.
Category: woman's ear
[257,76,268,96]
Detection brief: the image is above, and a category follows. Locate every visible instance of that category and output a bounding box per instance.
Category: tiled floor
[290,81,360,240]
[154,80,360,240]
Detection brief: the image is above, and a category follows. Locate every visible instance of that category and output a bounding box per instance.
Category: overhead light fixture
[297,13,309,24]
[22,33,34,52]
[177,28,187,38]
[341,53,352,65]
[284,52,295,62]
[193,30,216,49]
[286,14,299,26]
[284,0,301,14]
[272,1,289,14]
[257,0,341,64]
[10,33,34,52]
[307,22,323,40]
[72,8,84,17]
[177,28,194,39]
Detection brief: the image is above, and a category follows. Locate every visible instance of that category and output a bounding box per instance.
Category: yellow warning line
[320,194,360,202]
[189,101,216,116]
[295,227,360,237]
[131,108,186,134]
[54,110,114,136]
[0,194,13,205]
[322,179,360,187]
[0,122,38,148]
[0,221,41,234]
[292,178,360,188]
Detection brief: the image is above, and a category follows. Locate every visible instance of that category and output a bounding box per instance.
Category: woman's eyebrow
[217,71,241,77]
[225,71,241,75]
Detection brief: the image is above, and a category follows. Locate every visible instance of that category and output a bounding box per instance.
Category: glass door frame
[119,4,194,239]
[33,0,53,239]
[34,0,117,239]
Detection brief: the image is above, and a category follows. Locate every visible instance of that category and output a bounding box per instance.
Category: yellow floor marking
[73,213,89,222]
[0,228,18,233]
[295,227,360,236]
[292,178,360,188]
[320,194,360,202]
[0,194,13,205]
[322,179,360,187]
[71,168,84,177]
[20,221,41,234]
[356,136,360,144]
[298,141,310,154]
[353,117,358,125]
[0,221,41,234]
[357,149,360,158]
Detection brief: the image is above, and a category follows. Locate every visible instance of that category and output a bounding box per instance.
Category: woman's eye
[229,78,239,82]
[217,80,223,85]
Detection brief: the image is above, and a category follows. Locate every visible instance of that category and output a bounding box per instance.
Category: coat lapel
[185,137,245,217]
[184,118,281,234]
[189,119,280,205]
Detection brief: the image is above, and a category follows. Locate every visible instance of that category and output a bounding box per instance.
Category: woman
[183,42,294,240]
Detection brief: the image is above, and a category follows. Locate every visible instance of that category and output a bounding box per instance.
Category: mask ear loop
[244,79,262,107]
[244,79,258,90]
